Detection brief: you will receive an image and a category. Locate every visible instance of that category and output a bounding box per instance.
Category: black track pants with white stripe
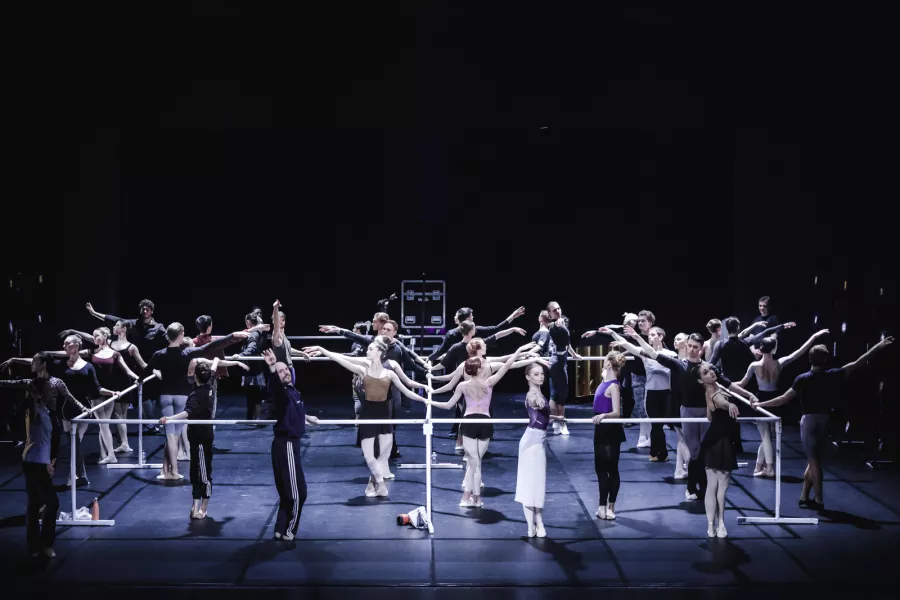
[189,427,214,499]
[272,436,307,538]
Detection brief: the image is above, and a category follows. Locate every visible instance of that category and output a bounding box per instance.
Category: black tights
[245,387,266,421]
[594,440,622,504]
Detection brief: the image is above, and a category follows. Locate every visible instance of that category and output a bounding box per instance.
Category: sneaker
[637,437,651,448]
[472,499,484,508]
[273,532,282,540]
[365,477,375,495]
[459,498,475,508]
[375,483,389,497]
[535,524,546,538]
[605,506,616,520]
[596,505,607,519]
[685,489,698,501]
[283,531,294,541]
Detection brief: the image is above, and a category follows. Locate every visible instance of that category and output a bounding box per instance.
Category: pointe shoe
[764,467,775,477]
[674,469,688,480]
[177,453,190,461]
[383,471,396,480]
[196,509,207,519]
[459,497,475,507]
[527,526,536,538]
[753,468,766,477]
[707,523,716,538]
[98,455,117,465]
[455,445,464,452]
[605,505,616,520]
[535,523,546,538]
[716,523,728,538]
[472,498,484,508]
[596,505,607,519]
[114,443,133,454]
[375,483,389,497]
[365,477,375,495]
[559,423,570,436]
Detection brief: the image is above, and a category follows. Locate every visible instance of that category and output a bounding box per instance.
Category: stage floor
[3,390,899,598]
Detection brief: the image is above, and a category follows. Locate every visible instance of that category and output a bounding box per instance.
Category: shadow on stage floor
[3,391,899,599]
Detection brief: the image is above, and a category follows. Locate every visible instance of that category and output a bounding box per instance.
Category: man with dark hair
[711,318,795,382]
[193,315,229,379]
[427,305,525,363]
[86,299,168,432]
[756,336,893,509]
[753,296,781,330]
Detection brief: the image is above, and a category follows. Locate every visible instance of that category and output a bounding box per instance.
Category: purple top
[526,403,550,430]
[593,379,620,414]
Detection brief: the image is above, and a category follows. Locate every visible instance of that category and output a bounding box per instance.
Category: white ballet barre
[102,374,163,473]
[59,374,159,527]
[714,385,816,526]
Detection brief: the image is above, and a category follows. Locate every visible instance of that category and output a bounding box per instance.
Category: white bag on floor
[58,506,92,521]
[407,506,430,529]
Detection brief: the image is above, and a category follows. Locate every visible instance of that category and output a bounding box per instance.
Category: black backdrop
[3,3,895,393]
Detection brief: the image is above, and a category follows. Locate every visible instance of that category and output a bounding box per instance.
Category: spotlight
[813,315,818,325]
[844,280,848,291]
[841,322,847,333]
[814,276,818,285]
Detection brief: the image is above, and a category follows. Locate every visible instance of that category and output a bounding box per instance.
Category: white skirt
[515,427,547,508]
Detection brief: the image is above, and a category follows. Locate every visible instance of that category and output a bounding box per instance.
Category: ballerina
[302,340,430,498]
[427,342,538,508]
[515,362,566,537]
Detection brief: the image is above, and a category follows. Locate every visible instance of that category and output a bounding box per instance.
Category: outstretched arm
[486,342,536,387]
[1,357,34,371]
[842,336,894,377]
[386,370,429,404]
[388,359,428,390]
[431,364,464,393]
[738,321,768,338]
[745,322,796,347]
[755,388,797,409]
[600,328,648,358]
[428,385,464,410]
[85,302,110,322]
[272,299,284,347]
[302,346,367,377]
[115,354,140,381]
[490,327,527,341]
[780,329,830,366]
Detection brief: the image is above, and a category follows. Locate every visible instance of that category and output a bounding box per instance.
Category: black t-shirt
[654,354,732,409]
[548,318,570,353]
[753,314,781,328]
[714,337,756,382]
[791,368,844,415]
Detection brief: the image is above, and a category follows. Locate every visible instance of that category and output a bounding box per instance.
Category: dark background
[3,3,895,392]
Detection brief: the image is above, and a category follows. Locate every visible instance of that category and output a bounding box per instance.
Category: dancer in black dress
[697,363,741,539]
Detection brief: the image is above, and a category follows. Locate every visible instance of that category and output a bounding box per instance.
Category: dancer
[698,363,741,538]
[755,336,894,509]
[160,359,223,519]
[515,362,566,538]
[632,311,656,447]
[59,320,147,451]
[547,302,581,435]
[737,328,830,476]
[626,333,757,500]
[261,349,319,541]
[710,317,795,382]
[703,319,722,362]
[752,296,781,330]
[83,328,139,463]
[1,353,89,558]
[53,336,114,482]
[301,341,428,498]
[148,324,250,480]
[427,306,526,363]
[86,300,168,431]
[532,310,556,358]
[193,315,230,379]
[428,342,537,508]
[592,351,628,520]
[40,331,131,464]
[232,310,269,423]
